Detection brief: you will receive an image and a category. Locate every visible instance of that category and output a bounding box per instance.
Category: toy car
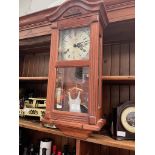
[19,98,46,121]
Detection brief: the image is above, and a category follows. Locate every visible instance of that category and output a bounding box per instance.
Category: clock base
[57,125,92,139]
[41,117,106,139]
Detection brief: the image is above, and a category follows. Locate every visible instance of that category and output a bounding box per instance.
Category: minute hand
[76,42,84,48]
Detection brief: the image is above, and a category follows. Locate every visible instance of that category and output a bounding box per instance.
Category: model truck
[19,98,46,121]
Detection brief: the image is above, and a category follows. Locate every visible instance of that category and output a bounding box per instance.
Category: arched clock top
[46,0,108,27]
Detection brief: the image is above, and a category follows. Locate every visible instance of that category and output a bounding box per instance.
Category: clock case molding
[20,0,109,139]
[19,0,134,39]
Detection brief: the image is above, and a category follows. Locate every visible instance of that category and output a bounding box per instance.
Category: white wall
[19,0,66,17]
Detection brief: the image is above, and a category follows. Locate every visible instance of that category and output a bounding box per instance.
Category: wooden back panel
[103,41,135,76]
[19,81,47,98]
[101,40,135,155]
[79,141,134,155]
[19,52,50,77]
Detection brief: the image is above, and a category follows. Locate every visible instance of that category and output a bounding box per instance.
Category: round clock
[121,106,135,133]
[58,27,90,60]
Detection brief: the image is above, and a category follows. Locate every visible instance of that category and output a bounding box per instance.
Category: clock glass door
[54,67,89,113]
[58,27,90,61]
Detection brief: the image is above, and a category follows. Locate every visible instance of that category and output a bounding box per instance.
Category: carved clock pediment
[62,6,87,19]
[46,0,108,26]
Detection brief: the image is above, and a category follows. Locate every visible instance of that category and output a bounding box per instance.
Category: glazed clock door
[54,67,89,113]
[54,26,90,114]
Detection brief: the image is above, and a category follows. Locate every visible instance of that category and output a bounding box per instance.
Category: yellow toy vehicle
[19,98,46,121]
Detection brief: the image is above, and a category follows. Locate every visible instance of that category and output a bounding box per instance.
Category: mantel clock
[42,0,109,139]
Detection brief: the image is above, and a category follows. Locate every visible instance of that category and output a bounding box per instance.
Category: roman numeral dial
[58,27,90,60]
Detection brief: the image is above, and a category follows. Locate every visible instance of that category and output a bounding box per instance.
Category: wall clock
[111,100,135,140]
[42,0,109,139]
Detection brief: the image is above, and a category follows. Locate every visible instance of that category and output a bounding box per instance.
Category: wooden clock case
[41,0,109,139]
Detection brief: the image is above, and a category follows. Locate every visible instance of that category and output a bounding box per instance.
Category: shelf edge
[19,119,135,151]
[19,77,48,80]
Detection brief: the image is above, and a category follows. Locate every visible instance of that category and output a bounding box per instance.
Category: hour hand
[64,49,69,54]
[77,40,88,47]
[75,42,84,49]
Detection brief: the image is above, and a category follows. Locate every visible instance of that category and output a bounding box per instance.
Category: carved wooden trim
[57,125,92,139]
[83,118,106,131]
[62,6,87,18]
[57,15,99,30]
[19,0,135,33]
[89,116,97,125]
[19,35,51,47]
[51,22,58,29]
[88,22,100,118]
[46,0,108,25]
[20,21,50,31]
[52,111,89,124]
[19,6,58,27]
[43,111,51,120]
[19,0,135,31]
[106,1,134,12]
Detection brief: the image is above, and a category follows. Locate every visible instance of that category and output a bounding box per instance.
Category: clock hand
[74,42,84,47]
[74,43,87,53]
[64,49,69,54]
[77,40,89,47]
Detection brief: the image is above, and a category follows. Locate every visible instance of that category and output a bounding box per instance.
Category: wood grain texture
[102,84,135,116]
[76,140,81,155]
[130,150,135,155]
[120,43,130,75]
[103,45,111,76]
[19,77,48,80]
[19,53,50,77]
[102,76,135,80]
[119,149,130,155]
[19,0,134,30]
[79,141,90,155]
[101,145,109,154]
[111,44,120,75]
[19,119,135,151]
[111,85,119,111]
[19,1,135,153]
[86,134,135,151]
[68,138,76,152]
[102,85,110,115]
[19,55,24,76]
[109,147,120,155]
[104,19,135,43]
[130,85,135,101]
[120,85,130,103]
[130,41,135,75]
[103,41,135,77]
[19,81,47,98]
[43,6,106,134]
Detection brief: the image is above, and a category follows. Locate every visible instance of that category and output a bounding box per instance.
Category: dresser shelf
[19,118,135,151]
[102,76,135,84]
[19,77,48,81]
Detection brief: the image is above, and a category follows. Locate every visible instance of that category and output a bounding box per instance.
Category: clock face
[58,27,90,60]
[121,106,135,133]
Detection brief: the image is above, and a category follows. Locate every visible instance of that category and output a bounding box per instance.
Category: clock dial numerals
[58,27,90,60]
[121,107,135,133]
